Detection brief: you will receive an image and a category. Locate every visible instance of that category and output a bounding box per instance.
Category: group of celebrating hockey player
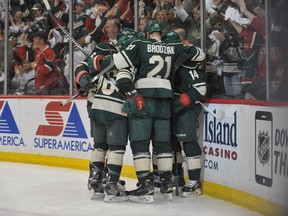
[74,18,206,203]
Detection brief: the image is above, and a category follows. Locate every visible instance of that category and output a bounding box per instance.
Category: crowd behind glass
[0,0,287,101]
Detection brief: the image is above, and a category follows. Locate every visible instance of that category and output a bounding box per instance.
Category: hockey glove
[122,93,145,114]
[87,54,106,75]
[79,73,93,91]
[172,93,191,113]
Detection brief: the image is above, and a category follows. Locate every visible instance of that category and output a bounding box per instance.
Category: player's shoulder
[93,43,117,53]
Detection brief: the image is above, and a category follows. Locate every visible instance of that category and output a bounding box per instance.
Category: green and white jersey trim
[134,77,171,90]
[87,87,97,103]
[92,95,127,117]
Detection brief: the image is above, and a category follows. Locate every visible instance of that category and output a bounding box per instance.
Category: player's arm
[88,39,140,73]
[116,67,136,94]
[180,45,206,63]
[182,67,207,103]
[116,67,145,114]
[74,48,104,92]
[74,62,93,94]
[173,64,206,113]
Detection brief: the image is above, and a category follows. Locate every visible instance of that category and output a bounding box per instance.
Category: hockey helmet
[117,28,142,47]
[144,20,163,34]
[163,31,181,43]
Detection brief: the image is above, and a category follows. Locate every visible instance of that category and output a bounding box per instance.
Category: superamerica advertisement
[0,99,93,158]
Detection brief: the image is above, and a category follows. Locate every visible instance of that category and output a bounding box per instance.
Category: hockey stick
[60,59,116,106]
[171,53,190,196]
[197,101,226,121]
[43,0,115,82]
[61,91,82,106]
[42,0,117,105]
[42,0,90,58]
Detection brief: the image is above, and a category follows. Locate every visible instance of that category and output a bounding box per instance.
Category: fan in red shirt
[17,31,58,95]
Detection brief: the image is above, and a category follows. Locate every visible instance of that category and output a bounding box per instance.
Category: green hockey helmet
[163,31,181,43]
[144,20,163,34]
[117,28,141,47]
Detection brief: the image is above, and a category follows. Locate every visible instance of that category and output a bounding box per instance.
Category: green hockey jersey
[74,43,126,121]
[114,38,205,98]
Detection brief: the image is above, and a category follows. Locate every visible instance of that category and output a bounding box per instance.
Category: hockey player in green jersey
[74,27,142,202]
[74,27,141,202]
[172,28,206,197]
[75,42,129,202]
[87,20,206,203]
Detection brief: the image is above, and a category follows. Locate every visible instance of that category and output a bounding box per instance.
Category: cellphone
[255,111,273,187]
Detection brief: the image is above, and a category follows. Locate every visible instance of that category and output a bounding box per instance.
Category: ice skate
[101,169,108,185]
[153,174,161,193]
[104,182,129,202]
[129,178,155,203]
[101,167,127,186]
[160,171,173,200]
[88,172,104,199]
[182,180,202,197]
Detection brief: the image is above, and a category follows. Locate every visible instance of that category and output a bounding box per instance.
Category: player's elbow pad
[116,70,136,93]
[187,85,207,103]
[191,47,206,62]
[113,51,133,70]
[195,85,207,97]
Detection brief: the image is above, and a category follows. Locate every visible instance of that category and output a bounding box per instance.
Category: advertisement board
[199,103,288,208]
[0,97,287,213]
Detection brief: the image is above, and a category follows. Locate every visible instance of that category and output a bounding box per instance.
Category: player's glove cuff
[87,54,106,74]
[172,93,191,113]
[122,92,145,114]
[79,74,93,91]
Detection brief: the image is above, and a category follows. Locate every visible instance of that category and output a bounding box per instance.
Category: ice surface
[0,162,260,216]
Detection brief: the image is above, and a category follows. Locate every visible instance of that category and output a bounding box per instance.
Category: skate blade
[129,195,154,204]
[90,191,105,200]
[104,195,129,202]
[163,193,172,200]
[182,189,202,197]
[154,187,160,193]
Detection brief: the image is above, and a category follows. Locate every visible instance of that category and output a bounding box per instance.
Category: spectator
[50,0,69,29]
[152,0,164,20]
[63,29,94,82]
[17,31,61,95]
[229,0,266,99]
[25,3,51,45]
[0,20,13,94]
[211,13,244,98]
[30,4,50,32]
[0,0,4,20]
[139,16,149,33]
[85,3,120,43]
[174,0,201,46]
[11,60,35,95]
[161,1,187,33]
[154,10,165,22]
[74,0,88,32]
[9,9,27,45]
